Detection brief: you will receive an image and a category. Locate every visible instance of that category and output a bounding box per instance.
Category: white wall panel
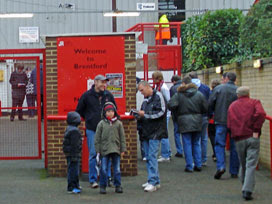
[186,0,256,18]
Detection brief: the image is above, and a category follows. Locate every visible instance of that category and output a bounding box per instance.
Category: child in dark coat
[95,102,126,194]
[63,111,82,194]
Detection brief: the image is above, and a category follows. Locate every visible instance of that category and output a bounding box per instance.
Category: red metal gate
[0,49,46,166]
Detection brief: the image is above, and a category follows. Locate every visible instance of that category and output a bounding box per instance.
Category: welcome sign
[57,36,126,115]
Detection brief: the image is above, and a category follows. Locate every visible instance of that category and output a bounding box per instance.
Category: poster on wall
[106,73,123,98]
[57,36,126,115]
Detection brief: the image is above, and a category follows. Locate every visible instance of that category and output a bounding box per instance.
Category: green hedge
[240,0,272,58]
[182,9,243,72]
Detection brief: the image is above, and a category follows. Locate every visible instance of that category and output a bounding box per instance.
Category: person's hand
[253,132,259,138]
[138,110,145,117]
[121,152,125,156]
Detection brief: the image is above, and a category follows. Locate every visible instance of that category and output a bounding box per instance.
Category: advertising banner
[57,36,126,115]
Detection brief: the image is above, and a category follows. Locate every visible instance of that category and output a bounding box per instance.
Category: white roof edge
[42,32,136,38]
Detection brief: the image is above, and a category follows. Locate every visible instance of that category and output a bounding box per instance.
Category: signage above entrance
[57,36,126,115]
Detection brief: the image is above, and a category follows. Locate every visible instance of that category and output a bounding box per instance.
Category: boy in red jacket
[228,86,266,201]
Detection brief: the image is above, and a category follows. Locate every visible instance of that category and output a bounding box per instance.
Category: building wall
[196,58,272,169]
[45,33,137,177]
[185,0,256,18]
[0,0,157,49]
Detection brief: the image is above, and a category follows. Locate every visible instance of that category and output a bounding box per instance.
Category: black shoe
[242,191,253,201]
[194,166,202,172]
[115,186,123,193]
[10,117,14,122]
[175,153,184,158]
[184,168,193,173]
[214,169,225,179]
[100,186,107,194]
[212,155,217,162]
[231,174,238,178]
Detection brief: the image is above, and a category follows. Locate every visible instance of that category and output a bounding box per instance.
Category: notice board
[57,36,126,115]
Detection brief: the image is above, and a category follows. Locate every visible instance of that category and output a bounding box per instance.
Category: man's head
[226,72,236,83]
[188,71,198,79]
[221,72,228,84]
[211,79,221,90]
[152,71,164,84]
[94,74,108,92]
[16,64,24,73]
[236,86,250,98]
[138,81,153,98]
[171,75,181,85]
[182,76,192,85]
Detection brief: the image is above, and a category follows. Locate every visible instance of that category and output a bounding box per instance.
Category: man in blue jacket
[76,74,116,188]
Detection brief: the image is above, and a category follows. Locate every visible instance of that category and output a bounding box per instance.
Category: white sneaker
[157,157,170,162]
[144,184,157,192]
[142,182,160,189]
[142,157,147,161]
[142,182,149,188]
[90,182,99,188]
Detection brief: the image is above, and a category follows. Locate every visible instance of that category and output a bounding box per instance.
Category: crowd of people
[63,72,266,201]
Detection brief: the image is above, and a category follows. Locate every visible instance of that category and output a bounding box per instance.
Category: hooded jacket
[63,112,82,158]
[95,102,126,157]
[168,83,208,133]
[76,84,116,131]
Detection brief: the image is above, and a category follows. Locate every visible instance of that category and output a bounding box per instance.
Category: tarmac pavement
[1,119,272,204]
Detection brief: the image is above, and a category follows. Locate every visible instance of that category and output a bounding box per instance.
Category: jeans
[215,125,227,170]
[66,157,80,191]
[161,116,171,158]
[173,121,183,154]
[143,139,160,185]
[229,136,240,175]
[26,94,35,117]
[201,116,208,163]
[182,132,202,170]
[215,125,239,174]
[100,153,121,187]
[86,129,97,183]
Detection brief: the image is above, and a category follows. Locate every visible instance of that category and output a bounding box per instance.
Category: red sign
[57,36,126,115]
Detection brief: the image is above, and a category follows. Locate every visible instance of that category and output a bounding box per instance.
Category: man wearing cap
[76,74,116,188]
[228,86,266,201]
[9,64,28,121]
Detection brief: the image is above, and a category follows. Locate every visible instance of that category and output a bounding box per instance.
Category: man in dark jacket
[76,74,116,188]
[9,64,28,121]
[168,76,208,172]
[63,111,82,194]
[189,72,210,166]
[209,72,240,179]
[138,81,167,192]
[228,86,266,201]
[170,75,183,158]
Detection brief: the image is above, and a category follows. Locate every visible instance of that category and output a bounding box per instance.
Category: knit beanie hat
[104,104,114,112]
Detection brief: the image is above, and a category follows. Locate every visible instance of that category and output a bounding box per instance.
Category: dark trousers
[208,123,216,157]
[11,96,25,119]
[66,157,80,191]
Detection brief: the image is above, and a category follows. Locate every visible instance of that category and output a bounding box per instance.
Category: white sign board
[19,27,39,43]
[137,3,156,11]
